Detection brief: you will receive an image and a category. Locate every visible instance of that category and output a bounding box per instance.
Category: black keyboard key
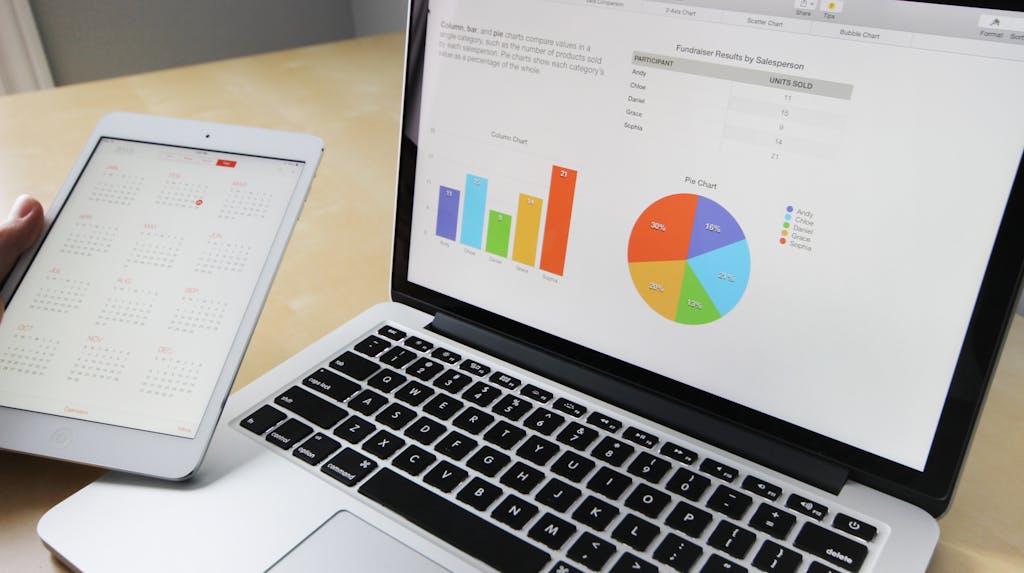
[392,445,435,476]
[700,458,739,482]
[377,325,405,341]
[535,478,581,512]
[240,404,286,435]
[787,493,829,521]
[492,494,539,530]
[556,422,599,451]
[572,495,619,531]
[360,469,550,573]
[404,335,433,352]
[742,475,782,502]
[434,431,477,461]
[587,467,633,501]
[493,394,533,421]
[266,418,312,449]
[406,357,444,381]
[610,553,657,573]
[654,533,703,572]
[354,335,390,357]
[567,532,617,571]
[468,445,512,477]
[666,467,711,501]
[348,389,389,416]
[333,415,376,444]
[521,384,553,403]
[434,369,473,393]
[550,562,583,573]
[367,368,407,393]
[626,452,671,483]
[321,448,377,486]
[275,386,347,429]
[490,371,521,389]
[586,411,622,433]
[422,393,464,421]
[623,427,659,449]
[612,514,660,552]
[707,485,753,520]
[375,402,417,430]
[702,554,747,572]
[292,433,341,465]
[661,442,698,465]
[501,461,546,494]
[331,350,379,380]
[552,397,586,418]
[833,513,877,543]
[362,429,405,459]
[753,540,803,573]
[529,513,576,551]
[749,503,797,540]
[523,408,566,436]
[551,451,596,483]
[484,420,527,449]
[453,406,495,435]
[625,483,671,519]
[404,416,447,445]
[431,347,461,364]
[517,435,560,466]
[457,476,504,511]
[379,346,417,369]
[808,562,843,573]
[394,380,434,406]
[464,381,502,407]
[709,521,756,560]
[460,359,491,377]
[794,522,867,572]
[303,368,360,402]
[591,436,634,467]
[423,460,469,493]
[665,500,713,538]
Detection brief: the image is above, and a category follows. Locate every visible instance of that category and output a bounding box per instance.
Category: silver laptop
[39,1,1024,572]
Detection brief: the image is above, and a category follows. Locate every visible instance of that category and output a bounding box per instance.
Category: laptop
[38,0,1024,572]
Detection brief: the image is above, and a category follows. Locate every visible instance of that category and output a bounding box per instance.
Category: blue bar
[459,173,488,249]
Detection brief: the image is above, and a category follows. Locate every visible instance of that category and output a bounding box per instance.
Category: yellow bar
[512,193,543,266]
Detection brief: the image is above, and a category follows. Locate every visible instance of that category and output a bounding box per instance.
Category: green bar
[485,210,512,257]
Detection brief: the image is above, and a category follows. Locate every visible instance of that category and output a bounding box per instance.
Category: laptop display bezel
[391,0,1024,516]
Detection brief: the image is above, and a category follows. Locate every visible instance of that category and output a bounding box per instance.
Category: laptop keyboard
[236,323,881,573]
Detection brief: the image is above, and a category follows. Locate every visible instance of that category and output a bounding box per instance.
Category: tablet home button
[51,428,73,447]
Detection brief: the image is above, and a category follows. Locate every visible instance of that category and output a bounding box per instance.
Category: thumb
[0,195,45,283]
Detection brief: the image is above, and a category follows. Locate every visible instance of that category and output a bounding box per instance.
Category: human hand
[0,195,45,320]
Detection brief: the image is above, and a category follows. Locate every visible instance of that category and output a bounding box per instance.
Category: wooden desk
[0,32,1021,572]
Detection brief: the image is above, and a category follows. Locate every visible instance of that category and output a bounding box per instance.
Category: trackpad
[268,511,451,572]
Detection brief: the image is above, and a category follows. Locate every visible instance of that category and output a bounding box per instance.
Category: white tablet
[0,112,323,479]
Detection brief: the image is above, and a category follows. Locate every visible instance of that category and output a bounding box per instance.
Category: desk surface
[1,33,1022,572]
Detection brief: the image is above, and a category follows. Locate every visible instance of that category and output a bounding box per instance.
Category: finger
[0,195,45,281]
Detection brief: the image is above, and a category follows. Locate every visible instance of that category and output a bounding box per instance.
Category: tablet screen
[0,138,304,438]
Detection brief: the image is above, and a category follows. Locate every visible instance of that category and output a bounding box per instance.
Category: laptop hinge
[427,312,850,495]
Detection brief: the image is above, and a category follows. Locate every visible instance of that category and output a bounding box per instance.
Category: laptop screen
[402,0,1024,473]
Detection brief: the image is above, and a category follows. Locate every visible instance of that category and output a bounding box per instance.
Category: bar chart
[434,165,577,276]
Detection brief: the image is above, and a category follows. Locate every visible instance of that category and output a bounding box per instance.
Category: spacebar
[360,468,551,573]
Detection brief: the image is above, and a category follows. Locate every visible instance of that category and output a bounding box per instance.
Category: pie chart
[628,194,749,325]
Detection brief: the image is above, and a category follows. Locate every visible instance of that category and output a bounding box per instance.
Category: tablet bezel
[0,112,323,479]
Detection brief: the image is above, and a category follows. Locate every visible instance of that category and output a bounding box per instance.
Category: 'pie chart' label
[628,194,750,325]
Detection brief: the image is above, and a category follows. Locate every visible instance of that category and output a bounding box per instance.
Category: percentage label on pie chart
[628,194,750,324]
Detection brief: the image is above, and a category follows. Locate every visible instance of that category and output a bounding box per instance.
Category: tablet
[0,112,323,479]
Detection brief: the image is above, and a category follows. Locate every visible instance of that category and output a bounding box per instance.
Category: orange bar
[539,165,577,276]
